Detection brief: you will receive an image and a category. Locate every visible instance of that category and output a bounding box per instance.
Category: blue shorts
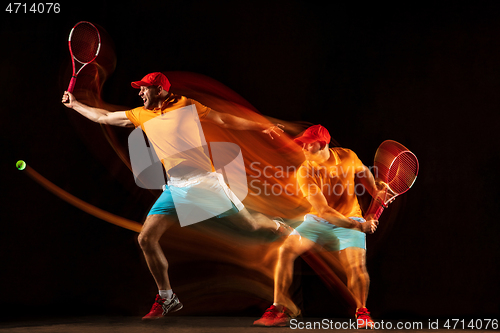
[294,214,366,251]
[148,172,243,226]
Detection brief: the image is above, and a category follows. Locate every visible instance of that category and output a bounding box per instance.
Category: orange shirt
[125,94,213,175]
[297,148,365,219]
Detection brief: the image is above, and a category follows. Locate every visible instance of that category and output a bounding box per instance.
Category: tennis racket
[66,21,101,93]
[365,140,419,220]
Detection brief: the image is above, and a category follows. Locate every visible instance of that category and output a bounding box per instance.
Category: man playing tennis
[253,124,379,329]
[62,72,289,320]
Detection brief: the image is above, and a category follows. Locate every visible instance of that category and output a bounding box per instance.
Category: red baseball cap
[294,124,331,145]
[131,72,171,91]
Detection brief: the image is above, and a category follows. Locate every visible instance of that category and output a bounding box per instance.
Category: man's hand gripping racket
[365,140,419,221]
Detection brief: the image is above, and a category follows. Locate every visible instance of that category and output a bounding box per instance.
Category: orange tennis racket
[365,140,419,220]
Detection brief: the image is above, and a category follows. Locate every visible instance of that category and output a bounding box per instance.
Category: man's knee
[341,248,369,277]
[138,214,173,250]
[138,231,155,250]
[278,236,303,259]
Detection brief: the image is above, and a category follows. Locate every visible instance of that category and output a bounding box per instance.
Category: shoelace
[262,307,279,318]
[150,296,165,311]
[356,309,372,320]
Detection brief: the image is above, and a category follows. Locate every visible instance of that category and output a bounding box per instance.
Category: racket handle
[67,76,77,93]
[365,197,385,220]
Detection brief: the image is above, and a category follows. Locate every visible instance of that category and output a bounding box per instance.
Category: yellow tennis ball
[16,160,26,171]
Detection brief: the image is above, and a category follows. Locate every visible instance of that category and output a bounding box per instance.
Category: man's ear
[156,85,163,95]
[157,85,169,97]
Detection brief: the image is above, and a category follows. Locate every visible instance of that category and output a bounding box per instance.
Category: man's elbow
[95,111,115,125]
[217,122,231,129]
[95,115,107,124]
[215,114,232,129]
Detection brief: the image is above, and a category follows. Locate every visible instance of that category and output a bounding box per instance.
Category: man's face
[302,141,323,160]
[139,86,160,110]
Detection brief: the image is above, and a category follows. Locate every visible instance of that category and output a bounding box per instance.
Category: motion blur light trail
[302,250,358,311]
[16,159,359,315]
[164,71,312,219]
[17,161,142,232]
[56,24,367,312]
[74,68,314,219]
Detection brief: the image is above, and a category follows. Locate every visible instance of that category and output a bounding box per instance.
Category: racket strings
[367,140,419,218]
[70,23,100,63]
[373,141,418,196]
[386,152,418,193]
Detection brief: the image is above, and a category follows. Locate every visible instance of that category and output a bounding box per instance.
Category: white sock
[159,289,173,299]
[273,303,284,312]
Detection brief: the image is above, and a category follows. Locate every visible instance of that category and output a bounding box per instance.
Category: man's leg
[338,247,369,309]
[224,207,282,233]
[139,214,183,319]
[338,246,374,328]
[180,172,289,234]
[254,234,315,326]
[138,214,177,290]
[274,235,315,308]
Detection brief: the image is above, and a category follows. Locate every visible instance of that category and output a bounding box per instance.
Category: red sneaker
[270,311,289,327]
[142,294,183,320]
[253,305,289,327]
[355,307,374,329]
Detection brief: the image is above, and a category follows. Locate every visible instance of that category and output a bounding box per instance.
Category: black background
[2,1,499,321]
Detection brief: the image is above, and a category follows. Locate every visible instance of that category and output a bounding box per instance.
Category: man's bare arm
[305,185,377,234]
[62,91,134,128]
[356,165,379,198]
[204,110,284,139]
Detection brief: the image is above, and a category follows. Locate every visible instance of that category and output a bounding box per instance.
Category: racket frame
[67,21,101,93]
[365,147,418,220]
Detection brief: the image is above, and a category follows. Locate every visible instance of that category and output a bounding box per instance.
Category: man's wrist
[258,122,268,131]
[71,100,82,110]
[348,218,361,229]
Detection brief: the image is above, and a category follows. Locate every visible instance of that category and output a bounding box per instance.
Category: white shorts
[162,171,244,227]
